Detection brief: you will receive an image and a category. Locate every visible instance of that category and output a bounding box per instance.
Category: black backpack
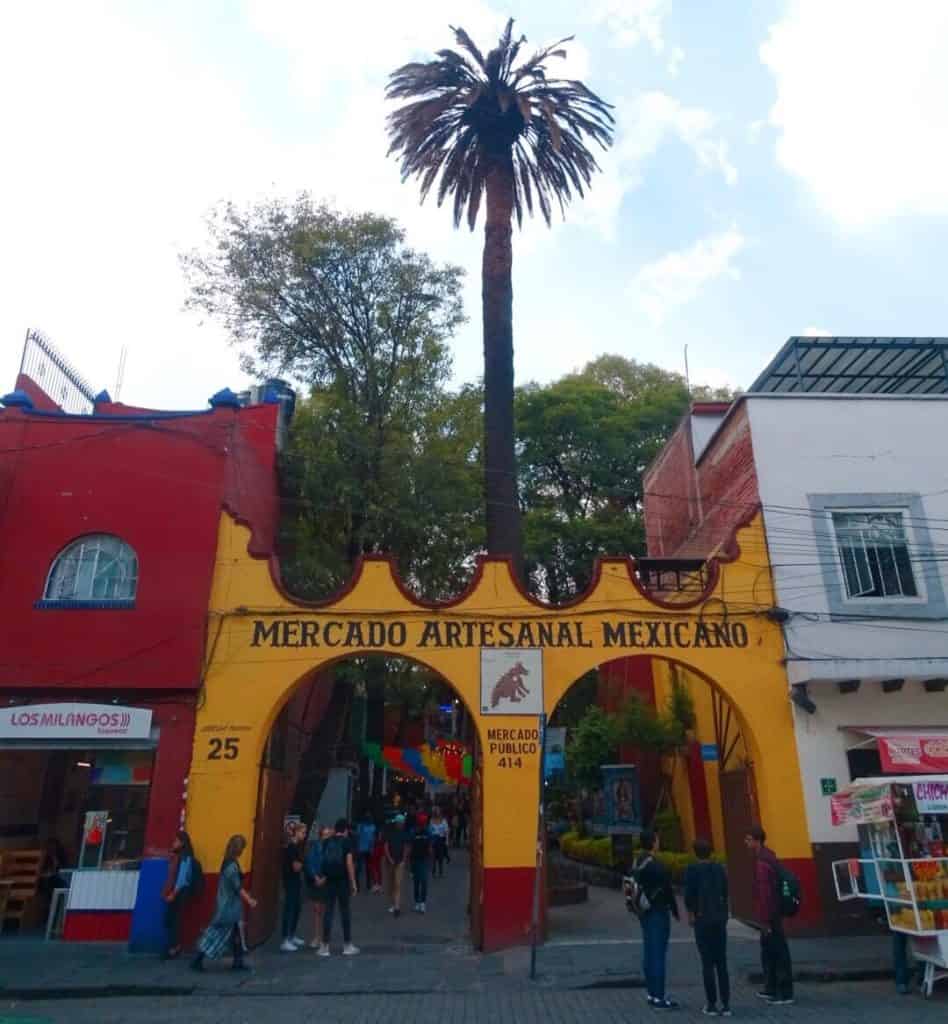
[695,862,728,924]
[776,862,802,918]
[188,857,205,898]
[321,836,347,879]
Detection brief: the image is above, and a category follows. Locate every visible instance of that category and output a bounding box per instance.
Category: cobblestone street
[2,979,946,1024]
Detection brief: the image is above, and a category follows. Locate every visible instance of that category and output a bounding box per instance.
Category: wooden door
[720,767,758,924]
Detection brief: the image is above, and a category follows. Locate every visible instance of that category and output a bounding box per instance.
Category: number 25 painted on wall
[207,737,241,760]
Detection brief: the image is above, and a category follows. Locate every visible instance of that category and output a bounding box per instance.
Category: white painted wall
[747,396,948,677]
[746,395,948,847]
[791,684,943,844]
[690,412,726,462]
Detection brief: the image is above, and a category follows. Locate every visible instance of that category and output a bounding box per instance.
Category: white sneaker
[280,940,297,953]
[387,906,396,914]
[317,943,331,957]
[342,943,360,956]
[291,937,305,948]
[420,902,426,913]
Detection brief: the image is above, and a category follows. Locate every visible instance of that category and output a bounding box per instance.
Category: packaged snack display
[832,775,948,998]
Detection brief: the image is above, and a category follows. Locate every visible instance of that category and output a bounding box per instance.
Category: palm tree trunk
[482,156,523,572]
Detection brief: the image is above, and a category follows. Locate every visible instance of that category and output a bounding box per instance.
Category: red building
[0,332,286,945]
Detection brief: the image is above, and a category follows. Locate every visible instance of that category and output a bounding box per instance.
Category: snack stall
[831,776,948,998]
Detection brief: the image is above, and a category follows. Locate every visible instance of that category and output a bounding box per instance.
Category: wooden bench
[0,849,43,932]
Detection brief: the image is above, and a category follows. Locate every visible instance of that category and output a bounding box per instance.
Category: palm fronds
[386,18,615,229]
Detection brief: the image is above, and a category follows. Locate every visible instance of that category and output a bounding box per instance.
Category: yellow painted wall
[186,510,810,878]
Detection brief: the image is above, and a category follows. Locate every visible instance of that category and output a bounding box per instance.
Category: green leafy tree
[566,706,620,791]
[387,19,614,571]
[182,196,477,594]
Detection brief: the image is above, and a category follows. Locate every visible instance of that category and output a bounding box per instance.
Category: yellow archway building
[186,510,812,950]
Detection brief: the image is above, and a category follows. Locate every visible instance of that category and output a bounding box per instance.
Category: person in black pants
[161,830,195,960]
[684,838,731,1016]
[280,822,306,952]
[318,819,360,957]
[746,825,793,1005]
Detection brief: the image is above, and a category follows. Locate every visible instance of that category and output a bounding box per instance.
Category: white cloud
[628,227,746,325]
[574,92,737,237]
[593,0,670,53]
[802,326,832,337]
[761,0,948,228]
[666,46,685,77]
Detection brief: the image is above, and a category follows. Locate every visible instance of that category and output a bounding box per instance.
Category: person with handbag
[629,829,680,1010]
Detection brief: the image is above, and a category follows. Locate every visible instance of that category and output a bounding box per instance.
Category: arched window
[43,535,138,604]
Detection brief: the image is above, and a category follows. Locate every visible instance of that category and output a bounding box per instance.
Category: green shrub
[560,830,724,881]
[652,808,684,852]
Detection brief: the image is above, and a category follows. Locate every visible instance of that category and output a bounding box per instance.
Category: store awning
[859,730,948,774]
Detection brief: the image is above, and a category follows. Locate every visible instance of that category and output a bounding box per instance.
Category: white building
[645,336,948,929]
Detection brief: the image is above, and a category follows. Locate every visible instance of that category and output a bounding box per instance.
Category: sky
[3,0,948,410]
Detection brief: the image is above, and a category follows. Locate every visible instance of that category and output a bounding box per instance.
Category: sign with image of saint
[480,648,543,716]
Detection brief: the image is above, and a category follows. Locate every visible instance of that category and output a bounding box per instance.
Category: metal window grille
[44,535,138,602]
[831,511,918,599]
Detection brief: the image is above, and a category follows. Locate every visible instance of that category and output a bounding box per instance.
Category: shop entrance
[0,744,156,939]
[184,509,814,951]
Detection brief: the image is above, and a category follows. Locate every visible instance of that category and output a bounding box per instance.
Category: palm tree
[387,19,614,570]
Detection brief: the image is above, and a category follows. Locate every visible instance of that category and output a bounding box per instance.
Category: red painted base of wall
[482,867,537,952]
[780,857,824,935]
[63,911,133,942]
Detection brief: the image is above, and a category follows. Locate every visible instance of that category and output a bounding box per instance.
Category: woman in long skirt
[191,835,257,972]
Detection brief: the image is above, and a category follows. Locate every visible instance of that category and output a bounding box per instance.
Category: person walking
[355,811,377,893]
[317,819,359,957]
[409,813,433,912]
[745,825,794,1006]
[430,807,450,879]
[162,830,197,960]
[384,814,410,917]
[684,838,731,1016]
[280,822,306,952]
[191,835,257,972]
[633,829,680,1009]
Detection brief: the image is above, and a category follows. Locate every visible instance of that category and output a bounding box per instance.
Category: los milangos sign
[0,703,153,740]
[250,617,749,651]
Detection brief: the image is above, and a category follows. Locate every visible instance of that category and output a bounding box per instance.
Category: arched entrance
[546,655,763,942]
[184,510,815,951]
[243,653,479,947]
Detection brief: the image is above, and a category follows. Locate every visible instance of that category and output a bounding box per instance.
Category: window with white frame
[43,535,138,603]
[831,510,918,600]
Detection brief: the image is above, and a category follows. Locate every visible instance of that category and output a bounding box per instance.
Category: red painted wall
[1,376,281,866]
[598,657,663,822]
[0,386,279,691]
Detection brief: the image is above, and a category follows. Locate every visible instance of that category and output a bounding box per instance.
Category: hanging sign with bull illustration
[480,648,544,716]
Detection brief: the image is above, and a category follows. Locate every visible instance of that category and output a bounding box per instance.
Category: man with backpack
[745,825,794,1005]
[684,838,731,1016]
[317,819,359,957]
[629,829,680,1010]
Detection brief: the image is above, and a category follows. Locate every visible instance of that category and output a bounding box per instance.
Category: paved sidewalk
[0,854,899,1000]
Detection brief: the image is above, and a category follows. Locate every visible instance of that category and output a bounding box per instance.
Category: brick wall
[643,416,699,556]
[644,401,760,559]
